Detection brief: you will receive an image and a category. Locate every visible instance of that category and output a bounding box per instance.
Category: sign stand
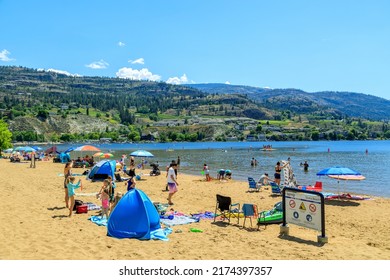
[280,187,328,244]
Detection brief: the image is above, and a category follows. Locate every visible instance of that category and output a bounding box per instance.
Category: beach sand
[1,159,389,260]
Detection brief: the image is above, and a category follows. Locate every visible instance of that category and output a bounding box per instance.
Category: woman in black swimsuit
[274,161,283,185]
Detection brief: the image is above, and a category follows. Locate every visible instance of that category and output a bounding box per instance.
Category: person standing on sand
[177,156,181,171]
[97,179,110,219]
[66,176,82,217]
[203,163,211,181]
[63,161,73,209]
[30,151,36,168]
[167,162,179,205]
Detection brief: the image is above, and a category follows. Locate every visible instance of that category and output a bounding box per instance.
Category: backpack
[73,199,83,211]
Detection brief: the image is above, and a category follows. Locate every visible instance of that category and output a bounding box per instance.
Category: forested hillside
[1,66,390,143]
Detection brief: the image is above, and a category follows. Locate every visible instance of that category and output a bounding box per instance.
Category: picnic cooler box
[76,204,88,214]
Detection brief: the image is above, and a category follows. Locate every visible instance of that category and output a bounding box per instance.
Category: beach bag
[73,199,84,211]
[76,204,88,214]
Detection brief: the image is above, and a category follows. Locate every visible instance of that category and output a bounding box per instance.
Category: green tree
[0,119,13,155]
[311,131,320,141]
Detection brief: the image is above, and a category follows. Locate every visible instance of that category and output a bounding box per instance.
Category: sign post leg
[280,224,289,235]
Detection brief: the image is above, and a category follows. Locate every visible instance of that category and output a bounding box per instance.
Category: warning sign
[285,189,323,232]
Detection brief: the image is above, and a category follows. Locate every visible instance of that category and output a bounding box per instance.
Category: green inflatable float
[257,201,283,225]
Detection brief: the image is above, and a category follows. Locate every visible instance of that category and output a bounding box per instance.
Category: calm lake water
[52,141,390,198]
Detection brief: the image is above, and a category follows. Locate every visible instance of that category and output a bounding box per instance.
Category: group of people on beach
[62,151,309,218]
[63,160,122,218]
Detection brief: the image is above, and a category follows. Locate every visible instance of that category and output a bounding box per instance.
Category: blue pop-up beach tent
[107,189,171,240]
[87,159,116,181]
[59,152,71,163]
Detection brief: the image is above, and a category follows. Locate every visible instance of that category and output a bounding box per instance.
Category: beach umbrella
[317,166,362,197]
[64,147,75,153]
[317,166,361,176]
[130,150,154,157]
[100,153,114,159]
[328,175,366,181]
[14,146,36,153]
[45,146,58,154]
[74,145,101,152]
[4,148,13,153]
[31,146,42,151]
[93,152,104,157]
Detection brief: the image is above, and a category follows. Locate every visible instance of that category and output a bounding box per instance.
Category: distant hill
[186,83,390,120]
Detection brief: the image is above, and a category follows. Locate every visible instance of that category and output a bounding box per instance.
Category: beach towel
[323,193,370,201]
[58,173,84,177]
[191,211,216,220]
[75,192,99,197]
[89,216,108,226]
[149,227,173,241]
[160,214,199,227]
[84,202,101,211]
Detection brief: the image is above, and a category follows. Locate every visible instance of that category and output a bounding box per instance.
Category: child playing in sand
[66,176,82,217]
[107,175,116,211]
[100,188,110,220]
[97,179,110,219]
[203,163,211,181]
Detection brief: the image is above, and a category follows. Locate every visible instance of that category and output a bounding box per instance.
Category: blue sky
[1,0,389,100]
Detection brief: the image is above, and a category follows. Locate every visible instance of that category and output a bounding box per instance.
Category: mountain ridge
[185,83,390,120]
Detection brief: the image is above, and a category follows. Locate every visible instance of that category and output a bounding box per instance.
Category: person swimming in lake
[303,161,309,172]
[251,158,258,167]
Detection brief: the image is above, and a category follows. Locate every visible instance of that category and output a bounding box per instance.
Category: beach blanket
[89,216,108,226]
[89,216,172,241]
[324,193,370,201]
[191,211,216,220]
[76,192,99,197]
[84,202,101,211]
[150,227,173,241]
[160,214,199,227]
[58,173,85,177]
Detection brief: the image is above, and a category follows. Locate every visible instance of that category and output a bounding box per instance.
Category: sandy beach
[1,158,389,260]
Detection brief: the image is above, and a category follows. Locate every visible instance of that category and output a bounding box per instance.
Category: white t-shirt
[167,167,176,183]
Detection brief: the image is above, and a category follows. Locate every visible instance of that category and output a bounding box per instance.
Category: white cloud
[128,58,145,65]
[116,67,161,81]
[85,59,109,69]
[225,81,231,85]
[118,41,126,47]
[0,49,14,61]
[47,68,81,77]
[166,74,189,85]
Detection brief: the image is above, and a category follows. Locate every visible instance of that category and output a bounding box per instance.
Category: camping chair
[248,177,261,192]
[214,194,241,224]
[242,203,258,228]
[270,182,282,195]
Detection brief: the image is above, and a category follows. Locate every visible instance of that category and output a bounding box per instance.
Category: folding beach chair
[270,182,282,195]
[242,203,258,228]
[214,194,241,224]
[248,177,261,192]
